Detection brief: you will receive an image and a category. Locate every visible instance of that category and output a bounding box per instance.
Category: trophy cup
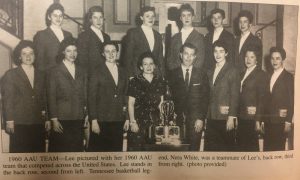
[154,84,181,145]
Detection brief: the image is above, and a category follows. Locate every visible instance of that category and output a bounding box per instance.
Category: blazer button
[114,94,118,98]
[32,96,35,99]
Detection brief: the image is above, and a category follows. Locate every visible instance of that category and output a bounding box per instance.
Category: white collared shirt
[270,67,284,93]
[213,60,226,84]
[181,27,194,44]
[63,60,75,79]
[90,25,104,42]
[181,65,193,84]
[212,27,224,43]
[21,64,34,88]
[106,62,118,85]
[241,65,257,92]
[239,31,251,53]
[141,25,154,51]
[50,25,64,42]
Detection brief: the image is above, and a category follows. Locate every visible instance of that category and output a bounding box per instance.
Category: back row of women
[1,3,294,152]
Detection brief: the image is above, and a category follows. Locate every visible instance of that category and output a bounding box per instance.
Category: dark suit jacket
[47,63,87,120]
[123,27,164,77]
[33,27,72,72]
[234,33,262,71]
[77,28,110,72]
[239,67,268,121]
[1,67,46,125]
[166,29,205,71]
[266,69,294,123]
[88,63,128,122]
[207,61,240,120]
[169,66,209,123]
[205,29,234,70]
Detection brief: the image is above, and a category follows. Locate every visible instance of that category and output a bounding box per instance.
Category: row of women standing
[1,2,294,152]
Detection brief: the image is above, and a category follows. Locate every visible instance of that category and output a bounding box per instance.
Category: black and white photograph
[1,1,300,180]
[0,0,297,154]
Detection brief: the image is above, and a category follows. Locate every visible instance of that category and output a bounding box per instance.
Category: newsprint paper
[0,0,299,180]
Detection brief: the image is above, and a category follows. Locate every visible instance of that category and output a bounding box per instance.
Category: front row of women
[1,38,293,152]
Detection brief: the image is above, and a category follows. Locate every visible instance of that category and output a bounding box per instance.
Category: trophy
[154,84,181,145]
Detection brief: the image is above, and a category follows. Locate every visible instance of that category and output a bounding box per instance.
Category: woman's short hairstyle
[56,37,77,63]
[13,40,35,66]
[212,40,229,53]
[245,46,260,58]
[101,41,119,53]
[140,6,155,17]
[83,6,104,30]
[270,47,286,60]
[45,3,65,27]
[237,10,253,24]
[179,3,195,16]
[137,51,157,69]
[210,8,225,19]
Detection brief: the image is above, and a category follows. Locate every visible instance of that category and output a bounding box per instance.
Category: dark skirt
[10,124,45,153]
[237,120,259,151]
[88,121,124,152]
[263,122,286,151]
[49,120,84,152]
[204,120,236,151]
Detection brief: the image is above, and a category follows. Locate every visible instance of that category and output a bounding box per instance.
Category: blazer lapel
[16,67,34,90]
[103,64,118,87]
[60,63,76,86]
[240,33,253,55]
[185,29,196,44]
[271,69,286,93]
[139,27,152,52]
[214,62,229,86]
[47,28,61,44]
[189,67,198,88]
[242,67,258,84]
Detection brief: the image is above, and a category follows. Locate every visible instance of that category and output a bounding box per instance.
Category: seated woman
[237,47,267,151]
[127,52,165,151]
[47,37,87,152]
[2,40,47,153]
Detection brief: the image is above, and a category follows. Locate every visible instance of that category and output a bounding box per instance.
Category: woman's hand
[6,121,14,134]
[130,120,139,133]
[45,121,51,132]
[123,120,130,131]
[52,118,63,133]
[91,120,100,135]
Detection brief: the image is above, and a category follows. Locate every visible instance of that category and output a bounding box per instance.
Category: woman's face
[271,52,284,71]
[140,11,155,27]
[140,57,155,74]
[103,44,117,63]
[48,9,63,26]
[180,10,194,27]
[90,12,104,29]
[20,47,35,65]
[213,46,227,63]
[245,51,257,68]
[64,45,77,62]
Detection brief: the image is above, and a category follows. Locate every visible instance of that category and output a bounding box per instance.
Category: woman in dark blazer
[2,40,47,153]
[88,42,128,152]
[123,6,164,78]
[77,6,110,73]
[47,37,87,152]
[33,3,72,72]
[237,47,267,151]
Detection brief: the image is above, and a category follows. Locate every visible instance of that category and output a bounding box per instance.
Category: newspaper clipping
[0,0,299,179]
